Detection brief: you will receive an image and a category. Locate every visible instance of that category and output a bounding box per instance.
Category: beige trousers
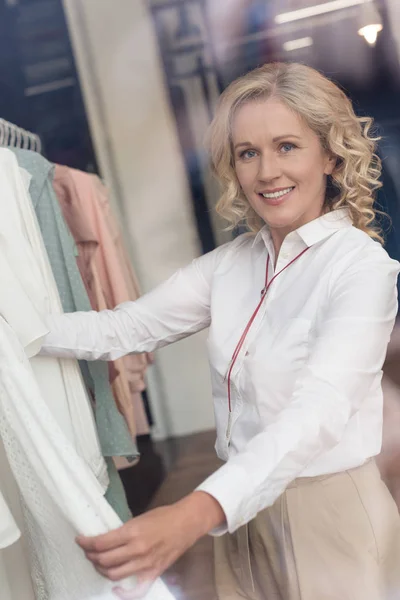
[214,460,400,599]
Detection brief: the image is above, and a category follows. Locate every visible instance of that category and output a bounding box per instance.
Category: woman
[42,63,400,599]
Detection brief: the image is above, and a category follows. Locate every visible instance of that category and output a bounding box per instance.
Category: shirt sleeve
[40,243,229,360]
[197,245,400,535]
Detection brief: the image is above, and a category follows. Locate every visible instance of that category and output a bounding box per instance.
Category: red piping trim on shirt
[226,246,310,413]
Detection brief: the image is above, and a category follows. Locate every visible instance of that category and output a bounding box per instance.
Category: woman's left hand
[76,491,225,596]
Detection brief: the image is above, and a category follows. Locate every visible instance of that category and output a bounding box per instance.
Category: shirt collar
[252,208,353,250]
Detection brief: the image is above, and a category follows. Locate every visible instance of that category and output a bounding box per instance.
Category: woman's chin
[264,215,296,230]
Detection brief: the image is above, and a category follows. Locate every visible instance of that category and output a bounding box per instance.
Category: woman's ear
[324,154,336,176]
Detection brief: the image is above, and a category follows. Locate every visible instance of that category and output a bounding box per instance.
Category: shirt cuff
[195,463,260,535]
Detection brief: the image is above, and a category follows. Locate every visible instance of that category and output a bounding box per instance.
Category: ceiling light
[283,37,314,52]
[275,0,373,25]
[358,23,382,44]
[358,2,383,46]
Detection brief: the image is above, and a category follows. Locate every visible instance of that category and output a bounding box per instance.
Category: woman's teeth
[261,187,294,199]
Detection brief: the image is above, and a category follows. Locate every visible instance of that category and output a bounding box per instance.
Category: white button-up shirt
[41,209,400,534]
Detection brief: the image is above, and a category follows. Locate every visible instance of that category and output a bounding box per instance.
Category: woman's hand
[76,491,225,597]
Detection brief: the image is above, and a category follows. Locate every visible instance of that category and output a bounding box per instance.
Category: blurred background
[2,1,400,597]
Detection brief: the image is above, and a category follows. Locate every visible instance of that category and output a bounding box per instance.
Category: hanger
[0,118,42,153]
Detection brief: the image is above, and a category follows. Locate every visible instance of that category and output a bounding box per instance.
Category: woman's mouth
[258,186,295,206]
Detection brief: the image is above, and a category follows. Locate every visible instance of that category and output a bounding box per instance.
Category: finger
[76,526,131,553]
[95,558,154,582]
[113,579,155,600]
[85,544,137,569]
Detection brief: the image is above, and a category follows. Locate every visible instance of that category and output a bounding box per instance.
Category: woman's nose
[258,154,282,182]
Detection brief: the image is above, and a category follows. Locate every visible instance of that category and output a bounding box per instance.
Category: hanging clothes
[0,313,174,600]
[53,165,150,437]
[0,435,36,600]
[0,311,37,600]
[11,150,138,485]
[0,474,20,550]
[0,149,106,489]
[0,150,50,600]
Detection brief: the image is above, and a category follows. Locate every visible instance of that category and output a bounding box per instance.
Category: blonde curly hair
[209,62,383,242]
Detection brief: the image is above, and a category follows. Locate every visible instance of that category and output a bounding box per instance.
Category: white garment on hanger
[0,149,107,487]
[0,159,43,598]
[0,314,174,600]
[0,158,47,557]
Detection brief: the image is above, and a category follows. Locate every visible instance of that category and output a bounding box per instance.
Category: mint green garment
[105,458,132,523]
[12,149,134,521]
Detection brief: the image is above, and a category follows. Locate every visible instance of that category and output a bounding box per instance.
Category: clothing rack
[0,118,42,154]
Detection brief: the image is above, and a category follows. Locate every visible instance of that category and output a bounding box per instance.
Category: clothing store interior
[1,0,400,599]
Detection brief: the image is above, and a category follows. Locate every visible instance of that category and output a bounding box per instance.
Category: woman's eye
[280,142,296,153]
[239,149,257,160]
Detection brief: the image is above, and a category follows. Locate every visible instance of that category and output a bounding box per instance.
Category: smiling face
[232,97,335,251]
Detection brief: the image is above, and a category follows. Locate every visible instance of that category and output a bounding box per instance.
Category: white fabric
[0,435,36,599]
[0,487,20,550]
[0,159,42,597]
[0,157,49,552]
[0,148,107,487]
[0,314,174,600]
[41,209,400,535]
